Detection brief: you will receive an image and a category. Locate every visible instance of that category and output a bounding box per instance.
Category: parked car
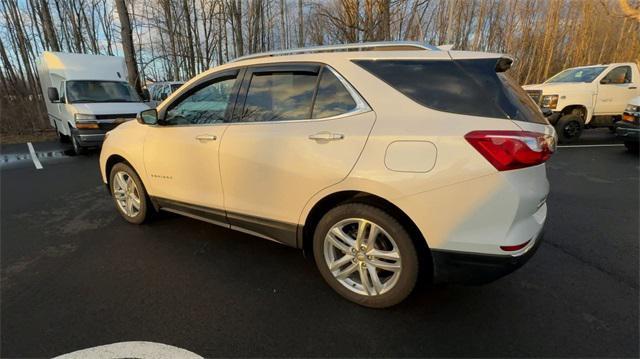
[145,81,185,108]
[616,96,640,152]
[100,42,556,308]
[37,52,150,155]
[522,63,640,143]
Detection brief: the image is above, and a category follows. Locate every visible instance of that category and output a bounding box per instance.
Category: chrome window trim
[151,64,372,128]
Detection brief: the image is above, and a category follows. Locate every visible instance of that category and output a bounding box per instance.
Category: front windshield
[546,66,607,83]
[66,80,141,103]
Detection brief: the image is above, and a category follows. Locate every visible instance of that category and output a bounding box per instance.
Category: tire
[624,141,639,153]
[555,114,584,144]
[313,203,419,308]
[109,162,153,224]
[70,134,85,155]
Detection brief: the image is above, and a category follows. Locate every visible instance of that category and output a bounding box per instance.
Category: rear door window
[354,59,546,124]
[312,67,357,119]
[239,69,317,122]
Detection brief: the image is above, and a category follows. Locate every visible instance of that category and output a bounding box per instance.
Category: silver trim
[231,41,439,63]
[151,65,371,129]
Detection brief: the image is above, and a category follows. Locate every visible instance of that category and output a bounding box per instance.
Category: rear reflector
[500,240,531,252]
[465,130,555,171]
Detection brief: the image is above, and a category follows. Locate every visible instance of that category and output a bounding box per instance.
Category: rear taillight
[465,130,555,171]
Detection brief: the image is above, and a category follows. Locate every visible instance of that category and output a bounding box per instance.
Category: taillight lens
[465,130,555,171]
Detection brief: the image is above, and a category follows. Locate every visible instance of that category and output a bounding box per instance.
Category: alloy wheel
[323,218,402,296]
[112,171,141,218]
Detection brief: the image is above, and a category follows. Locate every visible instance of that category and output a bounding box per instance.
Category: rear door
[218,64,375,246]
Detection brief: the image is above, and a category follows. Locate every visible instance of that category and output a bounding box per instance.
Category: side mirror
[47,87,59,102]
[141,89,150,101]
[137,109,158,125]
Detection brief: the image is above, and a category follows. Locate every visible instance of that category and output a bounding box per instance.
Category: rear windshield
[353,59,547,124]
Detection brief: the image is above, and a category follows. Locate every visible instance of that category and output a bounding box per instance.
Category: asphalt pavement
[1,129,638,357]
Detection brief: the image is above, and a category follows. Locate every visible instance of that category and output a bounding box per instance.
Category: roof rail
[231,41,439,63]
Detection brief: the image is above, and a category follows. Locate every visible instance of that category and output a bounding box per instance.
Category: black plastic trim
[151,197,298,248]
[432,233,543,285]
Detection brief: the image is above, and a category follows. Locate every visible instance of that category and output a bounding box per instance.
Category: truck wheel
[555,114,583,144]
[624,141,639,153]
[70,135,85,156]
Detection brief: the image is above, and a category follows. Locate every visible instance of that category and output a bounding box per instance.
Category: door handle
[629,86,637,89]
[195,134,217,142]
[308,131,344,141]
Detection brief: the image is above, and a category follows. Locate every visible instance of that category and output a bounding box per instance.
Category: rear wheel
[313,203,419,308]
[555,114,583,144]
[109,163,152,224]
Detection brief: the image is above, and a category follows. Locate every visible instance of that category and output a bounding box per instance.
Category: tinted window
[164,76,237,125]
[603,66,632,84]
[354,59,546,124]
[241,71,316,122]
[312,68,357,118]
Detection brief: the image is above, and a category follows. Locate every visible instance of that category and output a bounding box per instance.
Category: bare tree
[115,0,141,94]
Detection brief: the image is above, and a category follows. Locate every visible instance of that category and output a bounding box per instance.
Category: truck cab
[37,52,150,154]
[523,63,640,142]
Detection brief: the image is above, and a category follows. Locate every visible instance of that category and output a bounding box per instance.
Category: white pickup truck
[523,63,640,142]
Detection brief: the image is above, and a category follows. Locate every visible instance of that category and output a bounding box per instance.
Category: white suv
[100,42,556,308]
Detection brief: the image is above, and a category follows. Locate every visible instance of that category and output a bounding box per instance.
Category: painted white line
[26,142,43,169]
[53,341,203,359]
[558,144,625,148]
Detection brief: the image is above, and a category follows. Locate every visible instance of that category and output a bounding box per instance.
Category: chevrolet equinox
[99,42,556,308]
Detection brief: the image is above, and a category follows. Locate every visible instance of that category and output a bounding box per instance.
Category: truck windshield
[546,67,606,83]
[66,80,141,103]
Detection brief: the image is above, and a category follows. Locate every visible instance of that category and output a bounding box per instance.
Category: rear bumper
[432,230,543,285]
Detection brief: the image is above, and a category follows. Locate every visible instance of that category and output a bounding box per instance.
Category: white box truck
[37,52,150,154]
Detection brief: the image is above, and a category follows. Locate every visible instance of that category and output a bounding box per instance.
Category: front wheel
[555,114,584,144]
[313,203,419,308]
[109,163,152,224]
[70,134,85,155]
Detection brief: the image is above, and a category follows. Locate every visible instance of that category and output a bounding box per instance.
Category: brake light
[465,130,555,171]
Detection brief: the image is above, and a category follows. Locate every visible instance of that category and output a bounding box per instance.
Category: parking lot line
[558,144,625,148]
[26,142,43,169]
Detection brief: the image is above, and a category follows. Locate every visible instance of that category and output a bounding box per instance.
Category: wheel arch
[299,190,433,279]
[559,104,589,123]
[105,154,134,193]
